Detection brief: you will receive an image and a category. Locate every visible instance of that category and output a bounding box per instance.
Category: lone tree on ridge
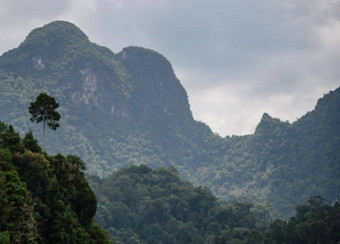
[29,92,61,150]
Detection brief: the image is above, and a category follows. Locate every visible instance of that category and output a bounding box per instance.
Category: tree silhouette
[29,93,60,150]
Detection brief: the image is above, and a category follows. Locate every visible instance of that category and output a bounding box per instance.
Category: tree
[28,93,60,151]
[22,131,41,153]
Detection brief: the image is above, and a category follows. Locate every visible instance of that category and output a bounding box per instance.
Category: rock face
[1,21,192,120]
[0,21,206,176]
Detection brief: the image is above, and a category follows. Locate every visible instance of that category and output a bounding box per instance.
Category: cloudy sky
[1,0,340,136]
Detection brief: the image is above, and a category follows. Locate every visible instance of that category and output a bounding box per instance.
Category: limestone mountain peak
[22,20,89,49]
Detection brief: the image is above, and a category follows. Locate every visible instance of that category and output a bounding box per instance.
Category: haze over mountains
[0,21,339,217]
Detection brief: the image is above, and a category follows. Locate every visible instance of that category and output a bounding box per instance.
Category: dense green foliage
[89,165,340,243]
[0,121,112,243]
[89,164,277,243]
[0,20,339,218]
[264,196,340,243]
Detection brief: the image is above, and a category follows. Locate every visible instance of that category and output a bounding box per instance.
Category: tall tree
[28,93,60,150]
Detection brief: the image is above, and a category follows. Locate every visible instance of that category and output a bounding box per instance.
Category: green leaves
[22,130,42,153]
[29,92,60,130]
[90,165,267,243]
[29,92,61,150]
[263,196,340,243]
[0,122,113,243]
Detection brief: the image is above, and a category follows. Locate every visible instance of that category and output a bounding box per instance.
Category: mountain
[0,20,217,176]
[194,87,340,216]
[0,21,339,217]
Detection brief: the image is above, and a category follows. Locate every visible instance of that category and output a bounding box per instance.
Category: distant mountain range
[0,21,339,217]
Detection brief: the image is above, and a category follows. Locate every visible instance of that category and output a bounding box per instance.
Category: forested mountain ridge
[88,164,275,243]
[0,21,339,217]
[88,164,340,243]
[196,87,340,216]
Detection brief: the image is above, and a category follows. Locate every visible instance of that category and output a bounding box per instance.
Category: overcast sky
[1,0,340,136]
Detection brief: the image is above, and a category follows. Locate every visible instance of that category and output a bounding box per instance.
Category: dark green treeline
[89,164,340,244]
[0,122,113,243]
